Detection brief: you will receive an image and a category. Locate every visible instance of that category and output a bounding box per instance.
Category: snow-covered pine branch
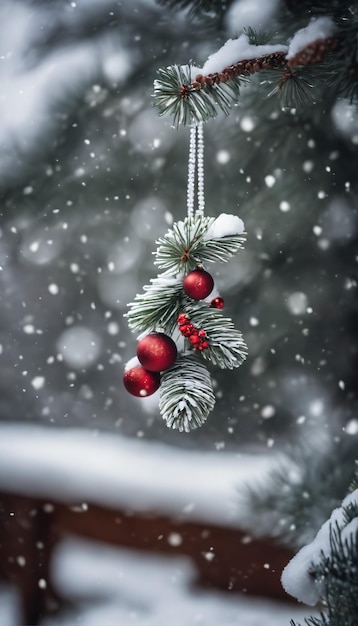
[159,356,215,432]
[185,301,248,369]
[154,213,246,274]
[283,488,358,626]
[153,17,336,125]
[154,65,222,126]
[125,275,183,335]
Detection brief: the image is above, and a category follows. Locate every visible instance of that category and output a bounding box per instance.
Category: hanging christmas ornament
[137,332,177,372]
[210,296,225,309]
[124,122,247,432]
[183,267,214,300]
[123,358,161,397]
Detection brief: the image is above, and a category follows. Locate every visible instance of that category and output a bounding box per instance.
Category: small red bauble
[137,332,177,372]
[210,296,224,309]
[123,364,160,397]
[183,268,214,300]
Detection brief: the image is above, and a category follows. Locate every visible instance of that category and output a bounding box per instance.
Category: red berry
[198,329,207,338]
[201,341,209,350]
[179,325,192,337]
[177,313,188,324]
[137,332,177,372]
[123,364,160,397]
[210,296,224,309]
[189,335,201,345]
[183,268,214,300]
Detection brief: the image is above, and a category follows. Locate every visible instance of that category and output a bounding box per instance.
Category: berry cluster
[177,313,209,351]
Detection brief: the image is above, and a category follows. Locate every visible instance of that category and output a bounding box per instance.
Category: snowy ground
[1,538,313,626]
[0,424,316,625]
[0,424,276,527]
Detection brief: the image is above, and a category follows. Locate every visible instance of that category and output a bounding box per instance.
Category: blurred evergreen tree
[0,0,357,622]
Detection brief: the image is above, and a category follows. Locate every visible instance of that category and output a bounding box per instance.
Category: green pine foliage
[126,211,247,429]
[154,63,246,126]
[159,356,215,431]
[291,500,358,626]
[154,214,246,273]
[240,436,358,550]
[185,300,248,369]
[153,2,358,125]
[126,275,183,335]
[151,0,358,619]
[156,0,228,19]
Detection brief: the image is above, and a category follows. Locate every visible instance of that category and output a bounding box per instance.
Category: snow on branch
[155,214,246,274]
[159,356,215,432]
[125,275,183,335]
[125,211,247,431]
[286,17,335,61]
[153,19,338,125]
[281,488,358,606]
[200,34,288,75]
[185,301,248,369]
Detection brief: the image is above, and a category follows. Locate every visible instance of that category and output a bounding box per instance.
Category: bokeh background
[1,1,358,624]
[1,0,356,452]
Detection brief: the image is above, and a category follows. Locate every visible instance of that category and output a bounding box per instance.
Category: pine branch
[185,301,248,369]
[154,64,245,126]
[285,490,358,626]
[159,355,215,432]
[260,65,328,108]
[153,27,339,125]
[156,0,225,17]
[125,275,183,335]
[154,57,275,125]
[154,214,246,274]
[240,437,358,550]
[125,212,247,430]
[292,515,358,625]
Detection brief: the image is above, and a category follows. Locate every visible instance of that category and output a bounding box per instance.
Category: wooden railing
[0,491,294,625]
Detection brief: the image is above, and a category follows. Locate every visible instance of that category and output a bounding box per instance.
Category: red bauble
[123,364,160,397]
[210,296,224,309]
[137,332,177,372]
[183,268,214,300]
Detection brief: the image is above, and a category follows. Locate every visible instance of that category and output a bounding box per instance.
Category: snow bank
[0,424,273,527]
[281,489,358,605]
[40,537,313,626]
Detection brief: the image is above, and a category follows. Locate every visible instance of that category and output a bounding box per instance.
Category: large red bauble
[183,268,214,300]
[137,332,177,372]
[123,364,160,397]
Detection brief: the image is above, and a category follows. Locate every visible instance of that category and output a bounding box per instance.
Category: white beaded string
[187,125,197,219]
[196,121,205,216]
[187,122,205,219]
